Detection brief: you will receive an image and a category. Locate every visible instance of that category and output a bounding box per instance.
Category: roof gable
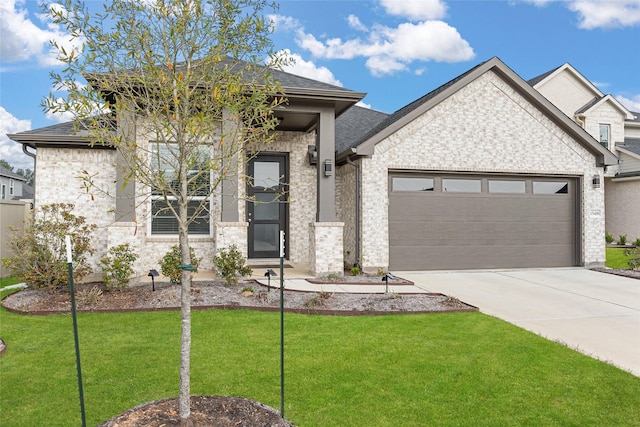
[0,165,27,181]
[340,57,617,167]
[576,94,635,120]
[529,63,603,98]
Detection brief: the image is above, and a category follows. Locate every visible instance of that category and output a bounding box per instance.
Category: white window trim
[148,143,214,237]
[9,178,14,195]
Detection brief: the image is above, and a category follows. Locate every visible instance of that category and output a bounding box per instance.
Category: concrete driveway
[398,268,640,377]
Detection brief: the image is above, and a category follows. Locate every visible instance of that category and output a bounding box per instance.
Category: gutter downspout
[22,145,36,209]
[345,154,361,269]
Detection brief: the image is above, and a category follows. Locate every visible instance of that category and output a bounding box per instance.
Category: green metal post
[66,236,86,427]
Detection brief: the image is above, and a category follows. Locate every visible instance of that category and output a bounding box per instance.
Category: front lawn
[606,247,634,269]
[1,301,639,426]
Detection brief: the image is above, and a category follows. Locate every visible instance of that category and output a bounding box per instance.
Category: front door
[247,154,288,258]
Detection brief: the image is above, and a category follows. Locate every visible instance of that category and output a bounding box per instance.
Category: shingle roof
[527,65,562,87]
[11,121,78,138]
[628,111,640,124]
[0,165,26,181]
[336,59,489,155]
[335,106,389,153]
[619,138,640,156]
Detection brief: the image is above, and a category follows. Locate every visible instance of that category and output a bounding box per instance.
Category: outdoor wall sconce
[592,174,601,188]
[264,268,277,291]
[148,269,159,291]
[323,159,333,177]
[307,145,318,165]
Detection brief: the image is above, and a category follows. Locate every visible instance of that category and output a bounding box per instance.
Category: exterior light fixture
[264,268,277,291]
[148,269,159,291]
[323,159,333,177]
[592,174,601,188]
[307,145,318,165]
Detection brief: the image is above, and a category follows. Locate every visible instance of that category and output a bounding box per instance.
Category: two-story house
[530,64,640,242]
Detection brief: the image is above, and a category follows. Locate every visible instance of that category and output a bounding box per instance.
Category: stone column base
[309,222,344,276]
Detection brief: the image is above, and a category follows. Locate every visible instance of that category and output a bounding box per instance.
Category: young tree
[45,0,287,423]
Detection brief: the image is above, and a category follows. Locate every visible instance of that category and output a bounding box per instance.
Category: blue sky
[2,0,640,171]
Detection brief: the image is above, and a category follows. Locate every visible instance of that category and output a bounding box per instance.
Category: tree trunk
[178,207,192,425]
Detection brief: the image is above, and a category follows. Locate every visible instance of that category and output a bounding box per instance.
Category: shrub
[605,232,614,244]
[100,244,138,290]
[213,245,252,285]
[159,245,201,284]
[618,234,627,246]
[625,247,640,270]
[634,237,640,247]
[349,266,361,276]
[2,203,96,290]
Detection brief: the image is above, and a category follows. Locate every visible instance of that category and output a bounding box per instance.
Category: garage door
[388,173,580,270]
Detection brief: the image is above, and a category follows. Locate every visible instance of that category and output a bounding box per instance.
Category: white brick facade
[350,71,605,270]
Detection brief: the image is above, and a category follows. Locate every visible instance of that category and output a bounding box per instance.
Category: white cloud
[569,0,640,29]
[0,0,81,67]
[268,14,301,32]
[380,0,447,20]
[356,101,372,109]
[296,20,474,76]
[275,49,343,87]
[347,15,368,32]
[0,106,34,170]
[520,0,640,29]
[617,94,640,112]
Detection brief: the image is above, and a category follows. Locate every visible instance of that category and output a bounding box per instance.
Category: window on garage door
[533,181,569,194]
[391,176,434,192]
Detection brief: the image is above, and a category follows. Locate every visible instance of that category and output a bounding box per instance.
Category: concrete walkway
[397,268,640,377]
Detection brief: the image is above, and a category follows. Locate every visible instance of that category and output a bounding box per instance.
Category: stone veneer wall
[309,222,344,275]
[337,162,357,267]
[35,147,118,271]
[605,178,640,242]
[248,131,317,265]
[359,71,606,270]
[582,101,627,177]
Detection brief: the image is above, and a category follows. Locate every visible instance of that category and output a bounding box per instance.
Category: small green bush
[213,245,252,285]
[605,232,614,244]
[633,237,640,247]
[2,203,96,290]
[618,234,627,246]
[349,266,361,276]
[159,245,201,283]
[624,247,640,270]
[100,244,138,290]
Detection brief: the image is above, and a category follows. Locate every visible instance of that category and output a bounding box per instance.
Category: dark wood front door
[247,154,288,258]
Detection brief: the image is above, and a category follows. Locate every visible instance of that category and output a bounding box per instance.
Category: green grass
[1,305,639,426]
[0,277,21,287]
[606,247,634,269]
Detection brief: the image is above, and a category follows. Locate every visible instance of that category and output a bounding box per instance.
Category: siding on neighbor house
[605,178,640,242]
[619,152,640,175]
[358,71,605,270]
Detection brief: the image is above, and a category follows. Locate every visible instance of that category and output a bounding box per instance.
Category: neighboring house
[530,63,640,242]
[0,166,29,201]
[8,57,617,276]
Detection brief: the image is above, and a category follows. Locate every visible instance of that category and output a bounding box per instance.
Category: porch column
[316,106,336,221]
[220,110,239,222]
